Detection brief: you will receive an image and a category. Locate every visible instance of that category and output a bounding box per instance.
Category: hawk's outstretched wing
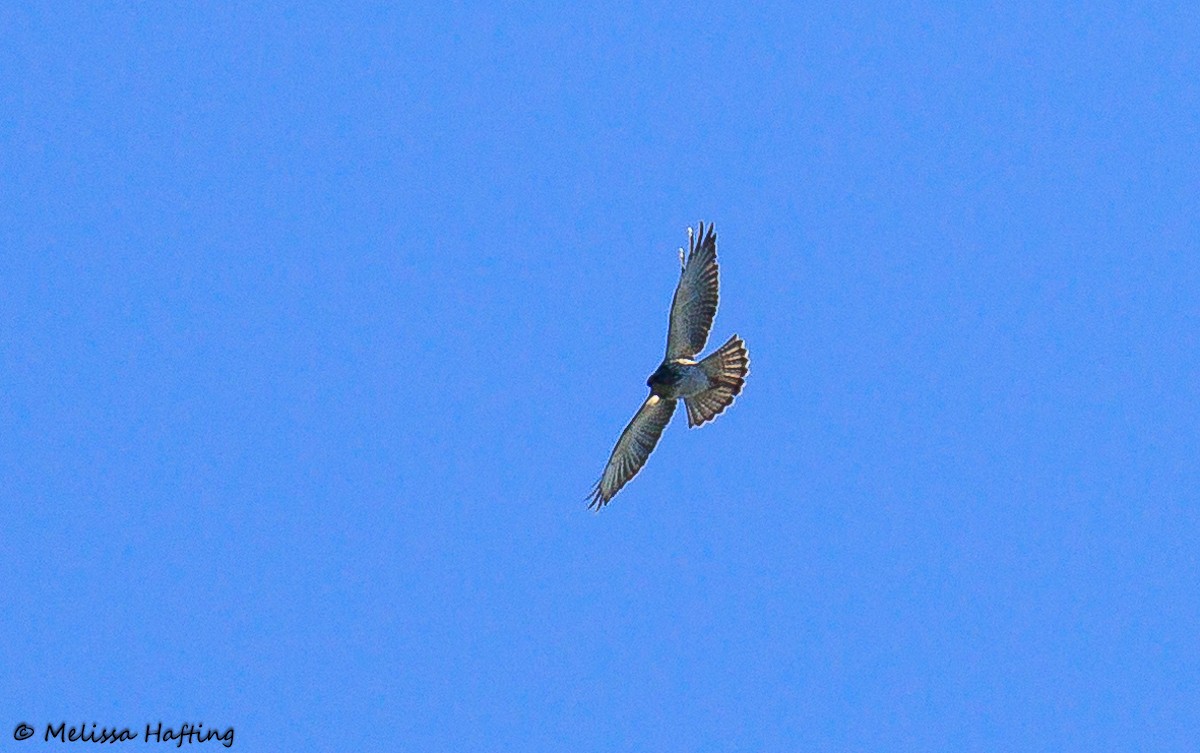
[665,222,719,359]
[589,395,677,509]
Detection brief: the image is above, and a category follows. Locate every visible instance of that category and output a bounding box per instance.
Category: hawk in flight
[589,222,750,510]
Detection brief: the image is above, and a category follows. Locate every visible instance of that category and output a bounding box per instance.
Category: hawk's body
[647,359,707,399]
[588,222,750,510]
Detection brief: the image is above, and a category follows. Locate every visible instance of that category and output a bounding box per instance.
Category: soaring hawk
[588,222,750,510]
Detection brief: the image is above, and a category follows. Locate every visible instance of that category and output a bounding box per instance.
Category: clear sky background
[2,2,1197,750]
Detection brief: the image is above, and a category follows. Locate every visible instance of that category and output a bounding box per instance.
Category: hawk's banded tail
[684,334,749,428]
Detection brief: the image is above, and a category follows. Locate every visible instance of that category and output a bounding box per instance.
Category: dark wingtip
[586,482,607,512]
[689,220,716,259]
[691,220,715,258]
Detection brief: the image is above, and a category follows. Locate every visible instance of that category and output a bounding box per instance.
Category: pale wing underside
[589,395,677,509]
[665,222,719,359]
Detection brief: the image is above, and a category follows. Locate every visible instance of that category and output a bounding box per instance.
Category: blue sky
[2,2,1197,750]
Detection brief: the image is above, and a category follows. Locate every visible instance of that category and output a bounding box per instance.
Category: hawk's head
[647,363,681,390]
